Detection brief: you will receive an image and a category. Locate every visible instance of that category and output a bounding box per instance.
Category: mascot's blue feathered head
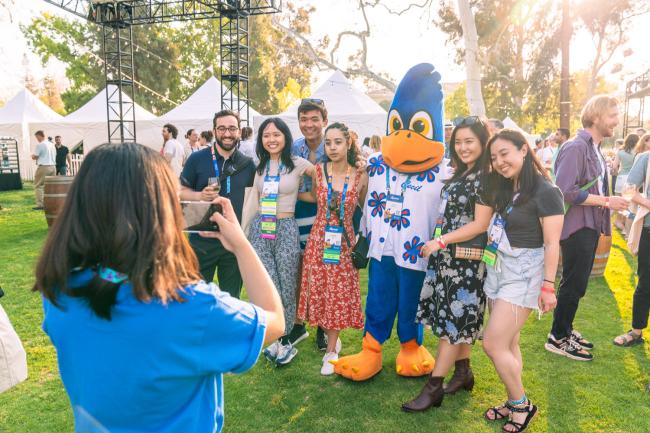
[382,63,445,173]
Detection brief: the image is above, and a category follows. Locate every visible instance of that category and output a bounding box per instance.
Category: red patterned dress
[298,164,364,330]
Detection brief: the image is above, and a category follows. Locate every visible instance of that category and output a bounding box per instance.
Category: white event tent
[254,70,387,141]
[502,116,540,148]
[29,85,156,157]
[136,76,261,150]
[0,88,63,180]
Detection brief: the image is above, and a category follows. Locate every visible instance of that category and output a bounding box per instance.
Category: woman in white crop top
[247,117,315,366]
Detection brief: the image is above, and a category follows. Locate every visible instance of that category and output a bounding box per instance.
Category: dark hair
[482,129,549,214]
[35,130,45,138]
[297,101,328,122]
[33,143,201,320]
[200,130,213,143]
[363,137,370,147]
[185,129,195,138]
[213,109,240,129]
[163,123,178,139]
[557,128,570,139]
[324,122,360,166]
[622,133,640,154]
[55,135,62,139]
[241,126,253,140]
[255,118,295,175]
[447,118,490,184]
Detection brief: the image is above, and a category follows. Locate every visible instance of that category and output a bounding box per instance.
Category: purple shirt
[554,129,611,240]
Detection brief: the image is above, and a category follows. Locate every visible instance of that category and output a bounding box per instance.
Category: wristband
[435,237,447,249]
[543,279,554,284]
[541,286,555,294]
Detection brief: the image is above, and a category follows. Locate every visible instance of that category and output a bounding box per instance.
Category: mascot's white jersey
[362,152,451,272]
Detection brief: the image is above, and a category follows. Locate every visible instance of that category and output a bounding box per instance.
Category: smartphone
[181,201,222,233]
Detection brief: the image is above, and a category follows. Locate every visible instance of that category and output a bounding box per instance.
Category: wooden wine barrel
[43,176,74,227]
[556,234,612,279]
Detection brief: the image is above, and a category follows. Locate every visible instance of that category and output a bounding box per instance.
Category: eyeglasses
[453,116,483,127]
[300,98,325,106]
[215,126,239,134]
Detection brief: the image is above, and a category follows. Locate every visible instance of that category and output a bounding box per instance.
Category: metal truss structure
[43,0,281,142]
[624,68,650,136]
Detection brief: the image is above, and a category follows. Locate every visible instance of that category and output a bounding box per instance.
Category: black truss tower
[624,68,650,136]
[43,0,281,141]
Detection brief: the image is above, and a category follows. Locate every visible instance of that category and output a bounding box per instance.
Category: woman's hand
[199,197,248,252]
[421,239,442,257]
[538,289,557,313]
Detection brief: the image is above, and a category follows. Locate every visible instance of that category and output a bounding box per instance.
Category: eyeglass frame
[452,116,484,127]
[300,98,325,106]
[215,126,239,134]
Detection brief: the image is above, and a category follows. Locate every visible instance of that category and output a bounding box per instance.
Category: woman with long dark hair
[297,122,368,375]
[402,116,493,412]
[34,142,284,433]
[481,130,563,433]
[248,117,316,366]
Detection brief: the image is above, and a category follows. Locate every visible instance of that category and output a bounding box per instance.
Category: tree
[445,81,470,120]
[576,0,650,99]
[456,0,485,116]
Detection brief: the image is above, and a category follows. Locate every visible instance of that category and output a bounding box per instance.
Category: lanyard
[265,160,284,177]
[433,191,450,238]
[385,167,412,198]
[210,144,231,194]
[326,164,351,223]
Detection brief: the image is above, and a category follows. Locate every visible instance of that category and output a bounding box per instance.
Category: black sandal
[502,400,537,433]
[613,330,644,347]
[484,402,510,421]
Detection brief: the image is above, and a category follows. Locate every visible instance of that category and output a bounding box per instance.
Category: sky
[0,0,648,102]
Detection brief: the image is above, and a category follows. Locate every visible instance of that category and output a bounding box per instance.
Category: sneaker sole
[544,343,593,361]
[290,331,309,346]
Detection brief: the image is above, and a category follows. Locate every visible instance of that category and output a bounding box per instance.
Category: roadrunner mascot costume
[333,63,449,381]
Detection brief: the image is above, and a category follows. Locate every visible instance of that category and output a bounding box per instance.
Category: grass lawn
[0,184,648,433]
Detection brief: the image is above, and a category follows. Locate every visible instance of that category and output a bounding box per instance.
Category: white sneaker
[275,343,298,366]
[321,352,338,375]
[263,341,281,362]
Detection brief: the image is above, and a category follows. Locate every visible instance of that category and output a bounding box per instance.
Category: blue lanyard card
[262,175,280,196]
[323,225,343,264]
[482,214,506,267]
[385,193,404,222]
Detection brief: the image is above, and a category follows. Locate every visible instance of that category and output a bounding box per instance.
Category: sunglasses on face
[301,98,325,106]
[453,116,483,127]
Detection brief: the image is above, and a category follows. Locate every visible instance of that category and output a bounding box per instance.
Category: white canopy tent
[29,85,156,157]
[502,116,540,148]
[0,88,63,180]
[136,76,261,150]
[254,70,387,142]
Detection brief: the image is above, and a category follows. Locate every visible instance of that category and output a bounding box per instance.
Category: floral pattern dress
[416,171,488,344]
[297,164,364,330]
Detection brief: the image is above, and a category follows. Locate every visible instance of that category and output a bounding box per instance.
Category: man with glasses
[180,110,256,299]
[287,98,330,351]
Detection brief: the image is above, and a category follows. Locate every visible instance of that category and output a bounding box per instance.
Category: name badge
[260,175,280,239]
[482,214,506,267]
[323,225,343,264]
[434,192,449,238]
[385,194,404,221]
[262,175,280,196]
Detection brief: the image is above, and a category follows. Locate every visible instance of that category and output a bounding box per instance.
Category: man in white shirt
[31,130,57,210]
[162,124,184,177]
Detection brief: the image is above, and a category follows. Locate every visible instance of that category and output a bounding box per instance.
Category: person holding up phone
[297,122,368,375]
[34,142,284,433]
[180,110,256,299]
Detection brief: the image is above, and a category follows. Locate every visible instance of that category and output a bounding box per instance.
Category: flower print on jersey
[367,155,386,177]
[389,209,411,230]
[368,191,387,217]
[402,235,425,264]
[416,165,440,183]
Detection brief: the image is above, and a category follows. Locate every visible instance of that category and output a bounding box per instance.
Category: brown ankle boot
[401,376,444,412]
[443,358,474,395]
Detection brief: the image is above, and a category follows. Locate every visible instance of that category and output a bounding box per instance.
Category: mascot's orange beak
[381,130,445,174]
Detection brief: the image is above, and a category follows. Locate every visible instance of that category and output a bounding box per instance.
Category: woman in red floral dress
[298,122,368,375]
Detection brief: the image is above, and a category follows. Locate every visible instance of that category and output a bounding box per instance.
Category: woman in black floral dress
[402,117,494,413]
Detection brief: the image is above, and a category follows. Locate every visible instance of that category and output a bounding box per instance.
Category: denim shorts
[484,246,544,311]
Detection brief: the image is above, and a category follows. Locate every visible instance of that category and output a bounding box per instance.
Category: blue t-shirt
[42,269,266,433]
[627,151,650,227]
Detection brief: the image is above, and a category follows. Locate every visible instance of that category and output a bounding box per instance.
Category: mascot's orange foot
[395,339,435,377]
[332,333,382,381]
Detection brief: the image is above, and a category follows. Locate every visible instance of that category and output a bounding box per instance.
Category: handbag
[450,232,488,261]
[627,157,650,256]
[240,185,259,237]
[0,300,28,394]
[350,233,370,269]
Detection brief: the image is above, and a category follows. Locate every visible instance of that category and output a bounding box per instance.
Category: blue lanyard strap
[326,164,351,223]
[385,167,413,197]
[210,144,221,178]
[265,160,284,177]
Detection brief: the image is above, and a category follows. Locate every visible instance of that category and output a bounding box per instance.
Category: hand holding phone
[181,201,222,232]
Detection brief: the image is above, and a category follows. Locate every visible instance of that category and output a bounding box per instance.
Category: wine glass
[622,183,636,202]
[207,177,221,195]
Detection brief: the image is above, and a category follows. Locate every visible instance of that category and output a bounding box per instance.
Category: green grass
[0,184,648,433]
